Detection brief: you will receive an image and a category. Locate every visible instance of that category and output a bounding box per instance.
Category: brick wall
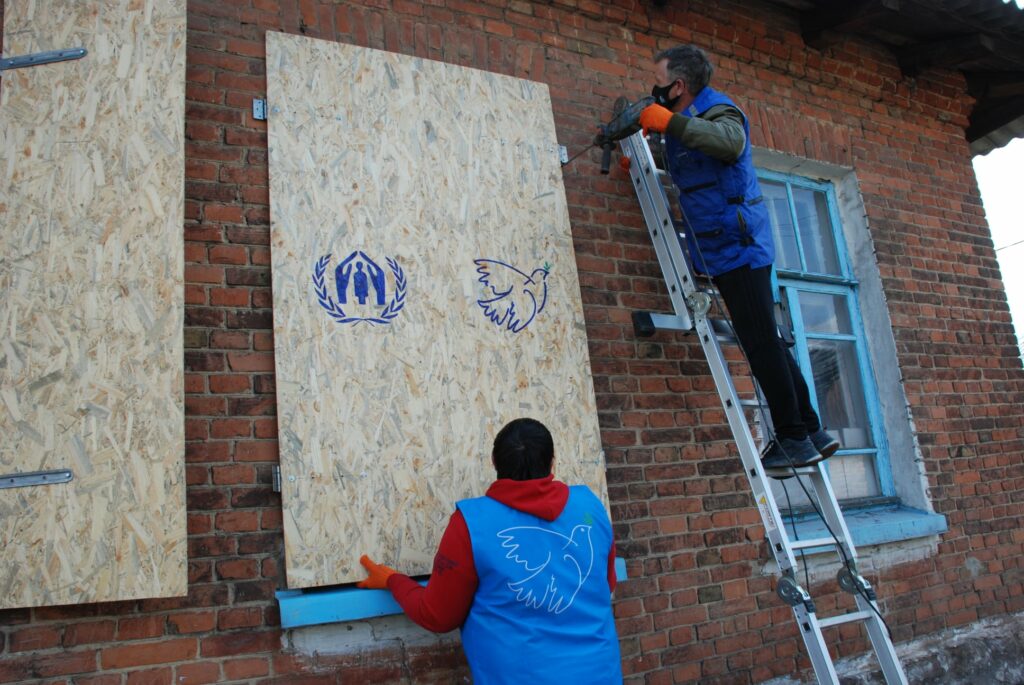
[2,1,1023,683]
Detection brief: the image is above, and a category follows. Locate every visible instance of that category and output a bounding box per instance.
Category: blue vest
[456,486,622,685]
[664,86,775,276]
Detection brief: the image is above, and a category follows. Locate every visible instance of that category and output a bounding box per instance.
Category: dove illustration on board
[474,259,550,333]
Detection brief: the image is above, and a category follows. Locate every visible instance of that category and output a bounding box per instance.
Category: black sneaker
[761,437,821,471]
[808,429,840,460]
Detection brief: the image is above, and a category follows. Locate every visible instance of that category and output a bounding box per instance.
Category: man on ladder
[620,44,908,685]
[637,44,839,471]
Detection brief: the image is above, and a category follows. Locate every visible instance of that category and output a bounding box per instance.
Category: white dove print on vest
[496,524,595,614]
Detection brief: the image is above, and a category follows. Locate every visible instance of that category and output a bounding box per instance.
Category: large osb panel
[0,1,186,608]
[267,33,608,588]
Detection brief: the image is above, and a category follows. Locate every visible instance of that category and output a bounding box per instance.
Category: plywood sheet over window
[266,33,608,588]
[0,1,186,609]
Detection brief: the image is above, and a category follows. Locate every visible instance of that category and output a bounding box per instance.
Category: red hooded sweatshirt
[386,475,617,633]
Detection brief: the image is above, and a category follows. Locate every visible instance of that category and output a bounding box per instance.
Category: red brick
[212,464,255,484]
[220,165,268,185]
[223,657,270,680]
[209,245,249,265]
[253,418,278,438]
[126,667,173,685]
[253,330,274,350]
[168,611,217,635]
[216,558,259,581]
[200,631,279,658]
[63,620,116,647]
[9,625,61,651]
[185,264,224,284]
[209,374,251,393]
[34,649,99,677]
[235,441,279,461]
[216,510,260,532]
[117,615,166,640]
[227,352,275,371]
[204,204,245,223]
[102,638,197,669]
[217,607,263,630]
[211,418,252,438]
[210,330,251,348]
[175,661,221,684]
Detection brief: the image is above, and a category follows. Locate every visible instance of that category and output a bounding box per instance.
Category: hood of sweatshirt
[484,474,569,522]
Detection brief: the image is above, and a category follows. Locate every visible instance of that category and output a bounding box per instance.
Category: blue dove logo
[474,259,550,333]
[496,524,594,614]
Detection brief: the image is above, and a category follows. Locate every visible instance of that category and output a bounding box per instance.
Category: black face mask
[651,80,682,110]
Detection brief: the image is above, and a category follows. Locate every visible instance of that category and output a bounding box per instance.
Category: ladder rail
[619,130,908,685]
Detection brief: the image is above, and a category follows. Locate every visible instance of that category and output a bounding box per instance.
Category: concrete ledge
[763,610,1024,684]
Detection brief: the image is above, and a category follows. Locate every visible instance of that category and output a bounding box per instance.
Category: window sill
[783,503,947,556]
[277,557,629,629]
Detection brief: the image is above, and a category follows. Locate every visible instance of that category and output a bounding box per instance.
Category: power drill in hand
[593,96,655,174]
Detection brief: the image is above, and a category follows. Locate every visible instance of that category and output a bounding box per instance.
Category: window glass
[828,454,880,501]
[763,180,800,270]
[799,292,852,335]
[806,338,874,451]
[792,187,840,275]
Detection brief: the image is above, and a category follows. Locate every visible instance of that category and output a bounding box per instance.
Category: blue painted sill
[277,557,629,629]
[782,503,947,556]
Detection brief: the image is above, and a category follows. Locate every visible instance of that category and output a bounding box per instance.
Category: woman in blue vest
[638,45,840,471]
[358,418,623,684]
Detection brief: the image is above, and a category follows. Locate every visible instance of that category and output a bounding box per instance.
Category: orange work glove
[639,103,673,135]
[357,554,397,589]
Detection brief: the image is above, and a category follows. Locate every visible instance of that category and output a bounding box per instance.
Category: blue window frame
[758,170,894,501]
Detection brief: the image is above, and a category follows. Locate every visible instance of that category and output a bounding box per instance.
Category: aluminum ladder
[618,130,908,685]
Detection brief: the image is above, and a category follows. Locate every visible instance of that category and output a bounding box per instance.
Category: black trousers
[712,265,821,441]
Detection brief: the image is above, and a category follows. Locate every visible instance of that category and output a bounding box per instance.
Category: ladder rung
[818,610,872,629]
[763,464,818,477]
[790,537,840,551]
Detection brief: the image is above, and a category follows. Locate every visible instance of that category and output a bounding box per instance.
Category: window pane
[806,339,873,449]
[798,291,852,335]
[828,454,880,500]
[768,453,880,505]
[791,187,840,275]
[763,180,800,270]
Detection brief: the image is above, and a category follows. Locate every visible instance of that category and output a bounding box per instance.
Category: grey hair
[654,45,713,96]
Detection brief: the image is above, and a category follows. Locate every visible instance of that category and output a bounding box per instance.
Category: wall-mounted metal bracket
[253,98,268,121]
[271,465,282,493]
[0,47,87,72]
[558,145,568,164]
[0,469,74,490]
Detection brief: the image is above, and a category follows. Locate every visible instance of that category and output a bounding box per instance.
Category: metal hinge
[271,465,282,493]
[253,98,267,121]
[0,47,87,72]
[1,469,74,490]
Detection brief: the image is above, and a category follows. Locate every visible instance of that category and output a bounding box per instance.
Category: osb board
[0,0,186,609]
[266,33,608,588]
